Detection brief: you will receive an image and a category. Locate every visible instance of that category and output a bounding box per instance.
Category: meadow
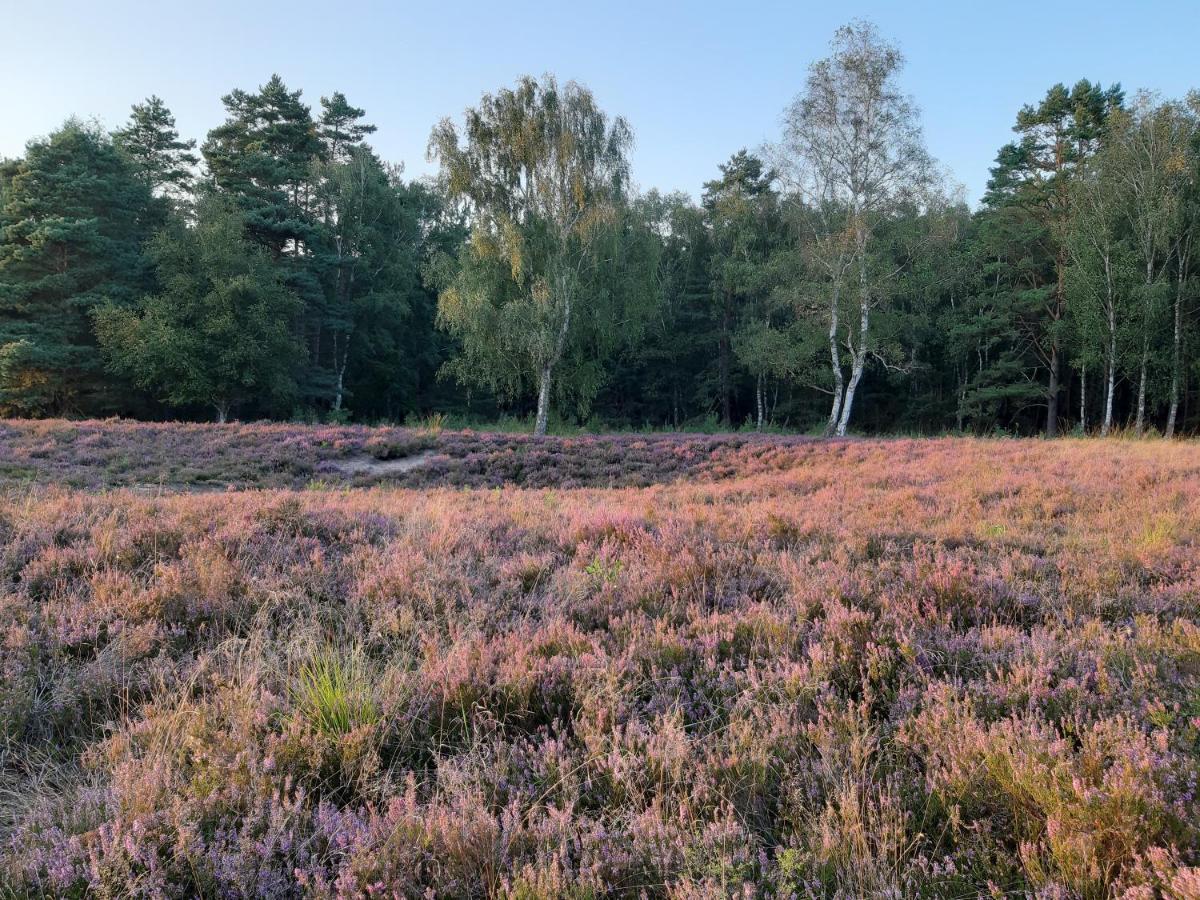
[1,422,1199,897]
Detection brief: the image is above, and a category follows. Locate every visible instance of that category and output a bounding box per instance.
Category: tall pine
[985,80,1123,435]
[113,96,198,204]
[0,121,156,415]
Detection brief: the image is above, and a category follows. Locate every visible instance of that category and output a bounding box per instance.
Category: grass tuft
[292,647,379,739]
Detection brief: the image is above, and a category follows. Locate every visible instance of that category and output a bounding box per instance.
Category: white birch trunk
[825,287,844,436]
[534,365,552,436]
[333,364,347,413]
[533,278,574,438]
[836,228,870,437]
[1102,355,1115,437]
[836,346,867,437]
[1166,250,1185,437]
[1135,341,1149,435]
[755,373,765,432]
[332,332,350,413]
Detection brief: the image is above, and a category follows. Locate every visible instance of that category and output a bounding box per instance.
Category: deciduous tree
[95,197,301,422]
[781,21,935,436]
[430,74,634,435]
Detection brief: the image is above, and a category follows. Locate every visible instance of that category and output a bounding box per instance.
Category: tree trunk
[836,348,866,437]
[836,284,870,437]
[1135,255,1155,436]
[332,332,349,413]
[825,282,844,437]
[1135,340,1149,436]
[215,401,230,424]
[836,229,870,438]
[719,292,732,426]
[1167,251,1185,438]
[333,364,347,413]
[1079,364,1087,434]
[1102,356,1115,438]
[755,372,765,432]
[533,277,573,438]
[1046,341,1060,438]
[534,364,552,437]
[1102,274,1116,437]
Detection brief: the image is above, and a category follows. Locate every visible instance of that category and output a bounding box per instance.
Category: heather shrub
[1,434,1199,896]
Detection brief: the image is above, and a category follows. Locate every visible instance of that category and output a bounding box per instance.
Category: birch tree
[1067,152,1136,435]
[430,74,632,435]
[1166,95,1199,436]
[780,21,934,436]
[1110,95,1189,434]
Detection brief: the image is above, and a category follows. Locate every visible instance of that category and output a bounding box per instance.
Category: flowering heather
[0,418,823,490]
[0,431,1199,897]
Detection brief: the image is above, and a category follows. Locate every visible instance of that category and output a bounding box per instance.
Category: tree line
[1,22,1198,436]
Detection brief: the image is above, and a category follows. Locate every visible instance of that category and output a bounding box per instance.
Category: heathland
[0,421,1198,896]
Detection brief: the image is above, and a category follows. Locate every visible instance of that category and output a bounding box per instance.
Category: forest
[1,21,1198,437]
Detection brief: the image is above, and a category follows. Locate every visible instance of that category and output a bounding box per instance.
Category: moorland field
[0,421,1198,897]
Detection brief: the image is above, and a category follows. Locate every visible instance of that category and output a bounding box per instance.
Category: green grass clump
[293,648,378,738]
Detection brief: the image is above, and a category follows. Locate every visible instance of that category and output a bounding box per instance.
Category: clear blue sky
[2,0,1195,206]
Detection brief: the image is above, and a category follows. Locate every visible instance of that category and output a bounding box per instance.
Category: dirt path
[330,450,437,477]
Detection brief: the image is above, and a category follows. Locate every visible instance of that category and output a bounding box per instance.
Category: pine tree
[113,96,198,203]
[319,92,377,162]
[202,75,323,256]
[0,120,156,415]
[203,75,327,411]
[986,80,1124,436]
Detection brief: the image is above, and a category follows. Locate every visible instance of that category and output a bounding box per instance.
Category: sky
[1,0,1196,207]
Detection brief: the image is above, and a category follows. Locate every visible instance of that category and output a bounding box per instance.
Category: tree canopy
[0,30,1198,436]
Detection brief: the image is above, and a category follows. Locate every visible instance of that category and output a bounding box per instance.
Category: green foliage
[430,74,648,433]
[1,36,1199,436]
[293,647,379,739]
[584,556,622,582]
[202,74,323,256]
[980,80,1124,436]
[319,91,377,161]
[113,95,198,202]
[310,146,423,411]
[705,151,793,426]
[94,196,301,421]
[0,119,157,416]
